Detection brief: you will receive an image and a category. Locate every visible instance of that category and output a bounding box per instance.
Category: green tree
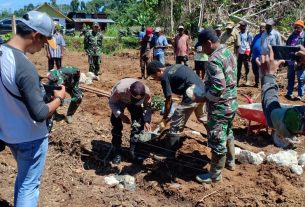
[71,0,80,12]
[80,1,86,11]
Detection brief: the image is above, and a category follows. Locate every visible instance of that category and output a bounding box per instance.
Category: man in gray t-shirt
[0,11,65,207]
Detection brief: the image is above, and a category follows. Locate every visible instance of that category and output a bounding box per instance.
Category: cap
[155,27,161,32]
[178,25,184,30]
[214,24,222,31]
[130,81,146,105]
[226,21,234,29]
[270,107,302,138]
[146,27,153,36]
[294,20,304,28]
[260,22,266,27]
[239,21,247,26]
[195,29,218,47]
[93,22,99,27]
[19,11,56,48]
[266,18,275,26]
[48,69,63,84]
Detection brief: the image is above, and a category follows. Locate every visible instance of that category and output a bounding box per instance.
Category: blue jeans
[287,64,305,97]
[7,137,48,207]
[153,53,165,65]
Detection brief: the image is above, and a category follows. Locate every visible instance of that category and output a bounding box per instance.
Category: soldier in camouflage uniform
[195,29,237,184]
[84,22,103,77]
[48,66,83,123]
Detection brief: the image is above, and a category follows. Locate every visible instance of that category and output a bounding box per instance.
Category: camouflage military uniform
[48,66,83,117]
[205,45,237,160]
[84,28,103,76]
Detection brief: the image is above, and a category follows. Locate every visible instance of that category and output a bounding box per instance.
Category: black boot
[112,147,122,164]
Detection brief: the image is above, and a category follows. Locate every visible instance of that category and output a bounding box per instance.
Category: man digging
[147,61,206,158]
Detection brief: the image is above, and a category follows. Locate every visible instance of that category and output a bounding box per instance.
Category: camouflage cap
[93,22,99,27]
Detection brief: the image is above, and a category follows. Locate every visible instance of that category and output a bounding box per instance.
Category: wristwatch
[55,96,64,106]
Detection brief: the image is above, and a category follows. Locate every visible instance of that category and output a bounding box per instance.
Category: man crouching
[109,78,152,164]
[147,60,206,158]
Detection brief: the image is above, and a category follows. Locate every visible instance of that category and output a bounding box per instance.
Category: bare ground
[0,49,305,207]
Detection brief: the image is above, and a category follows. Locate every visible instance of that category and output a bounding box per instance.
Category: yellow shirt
[220,31,240,53]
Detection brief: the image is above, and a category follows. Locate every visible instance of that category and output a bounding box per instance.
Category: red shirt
[174,34,189,56]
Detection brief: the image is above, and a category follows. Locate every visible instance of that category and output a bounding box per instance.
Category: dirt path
[0,49,304,206]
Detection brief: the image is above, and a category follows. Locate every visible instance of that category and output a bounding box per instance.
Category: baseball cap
[214,24,222,31]
[178,25,184,30]
[294,20,304,28]
[270,107,302,138]
[195,29,219,47]
[266,18,275,26]
[19,11,56,49]
[155,27,161,33]
[226,21,234,29]
[239,21,247,26]
[93,22,99,27]
[130,81,146,105]
[146,27,153,36]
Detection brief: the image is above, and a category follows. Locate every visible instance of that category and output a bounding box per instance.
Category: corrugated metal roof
[72,18,115,23]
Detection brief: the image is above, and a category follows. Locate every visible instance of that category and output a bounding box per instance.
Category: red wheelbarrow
[237,94,293,135]
[237,103,268,134]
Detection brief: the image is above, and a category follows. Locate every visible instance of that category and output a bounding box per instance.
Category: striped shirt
[48,32,66,58]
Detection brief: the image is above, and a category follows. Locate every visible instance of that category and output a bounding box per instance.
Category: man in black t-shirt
[147,60,206,157]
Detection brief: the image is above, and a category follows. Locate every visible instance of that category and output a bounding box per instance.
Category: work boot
[165,133,180,159]
[226,139,235,171]
[112,147,122,164]
[112,154,122,164]
[196,153,226,184]
[66,115,73,124]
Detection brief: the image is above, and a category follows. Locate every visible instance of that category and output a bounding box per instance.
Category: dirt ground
[1,49,305,207]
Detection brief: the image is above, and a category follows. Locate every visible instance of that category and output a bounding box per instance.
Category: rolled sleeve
[109,92,123,118]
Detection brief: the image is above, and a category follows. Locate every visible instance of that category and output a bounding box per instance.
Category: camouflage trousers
[88,55,101,76]
[66,87,83,116]
[207,114,235,155]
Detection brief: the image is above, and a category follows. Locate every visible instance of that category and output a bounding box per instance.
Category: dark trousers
[66,86,83,116]
[48,58,62,71]
[194,61,208,79]
[176,56,189,66]
[251,59,259,85]
[237,54,250,84]
[111,105,144,153]
[140,53,149,79]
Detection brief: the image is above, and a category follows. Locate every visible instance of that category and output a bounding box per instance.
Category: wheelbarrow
[237,95,298,148]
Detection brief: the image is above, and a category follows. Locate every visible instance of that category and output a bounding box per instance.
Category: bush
[64,34,138,54]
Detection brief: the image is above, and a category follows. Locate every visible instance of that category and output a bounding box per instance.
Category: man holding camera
[259,45,305,141]
[285,20,305,101]
[0,11,65,207]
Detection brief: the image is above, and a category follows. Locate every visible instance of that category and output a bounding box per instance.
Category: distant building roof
[72,18,115,23]
[35,3,72,21]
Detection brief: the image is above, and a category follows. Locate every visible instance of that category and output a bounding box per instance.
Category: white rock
[79,72,92,85]
[266,150,298,167]
[236,149,265,165]
[123,175,135,185]
[104,175,120,186]
[298,153,305,167]
[290,164,303,175]
[235,147,242,156]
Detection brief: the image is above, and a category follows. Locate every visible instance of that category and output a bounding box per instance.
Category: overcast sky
[0,0,91,12]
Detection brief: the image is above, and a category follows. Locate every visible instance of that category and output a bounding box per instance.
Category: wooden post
[12,15,16,35]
